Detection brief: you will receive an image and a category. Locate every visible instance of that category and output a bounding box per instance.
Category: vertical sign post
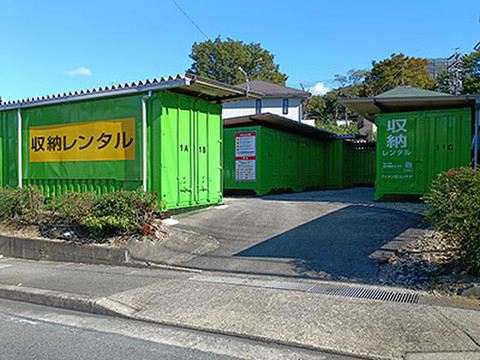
[235,132,256,181]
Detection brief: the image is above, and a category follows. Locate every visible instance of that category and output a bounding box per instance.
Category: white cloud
[308,82,330,96]
[66,67,92,76]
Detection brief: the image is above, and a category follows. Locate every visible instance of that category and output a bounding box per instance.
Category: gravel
[378,229,480,298]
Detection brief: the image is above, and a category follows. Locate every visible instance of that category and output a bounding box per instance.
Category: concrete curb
[0,235,128,266]
[0,235,200,273]
[0,283,378,360]
[0,284,137,318]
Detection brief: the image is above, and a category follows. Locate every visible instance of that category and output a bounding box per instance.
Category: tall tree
[434,69,456,94]
[306,69,366,124]
[363,53,436,96]
[461,51,480,94]
[188,36,287,85]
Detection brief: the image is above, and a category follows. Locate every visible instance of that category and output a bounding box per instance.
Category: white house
[222,80,311,123]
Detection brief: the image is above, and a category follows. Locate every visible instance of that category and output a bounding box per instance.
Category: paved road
[0,299,359,360]
[1,258,479,359]
[173,188,426,283]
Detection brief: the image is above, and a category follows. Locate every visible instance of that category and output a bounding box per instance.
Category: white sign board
[235,132,256,181]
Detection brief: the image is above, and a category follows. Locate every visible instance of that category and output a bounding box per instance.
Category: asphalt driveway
[172,188,426,284]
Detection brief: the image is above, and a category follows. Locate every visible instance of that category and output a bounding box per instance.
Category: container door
[263,128,280,192]
[425,108,471,191]
[178,98,194,207]
[314,140,325,188]
[298,138,309,191]
[196,101,209,205]
[159,99,178,208]
[283,133,298,190]
[208,105,222,203]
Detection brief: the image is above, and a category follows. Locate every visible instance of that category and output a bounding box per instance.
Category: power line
[172,0,209,40]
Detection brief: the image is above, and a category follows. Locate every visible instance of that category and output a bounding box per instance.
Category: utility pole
[448,48,463,95]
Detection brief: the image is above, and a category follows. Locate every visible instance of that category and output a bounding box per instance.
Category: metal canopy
[175,74,264,103]
[0,73,263,111]
[338,95,478,123]
[223,113,337,140]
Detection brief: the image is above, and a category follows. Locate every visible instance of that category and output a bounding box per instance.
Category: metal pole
[142,91,152,192]
[17,108,22,188]
[238,67,249,97]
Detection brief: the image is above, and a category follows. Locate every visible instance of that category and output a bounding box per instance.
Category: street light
[238,66,249,97]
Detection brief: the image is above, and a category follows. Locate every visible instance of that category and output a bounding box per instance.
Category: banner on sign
[29,118,136,163]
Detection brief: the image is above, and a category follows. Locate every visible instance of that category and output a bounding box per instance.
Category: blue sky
[0,0,479,101]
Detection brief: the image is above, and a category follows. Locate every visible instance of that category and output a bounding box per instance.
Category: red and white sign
[235,132,256,181]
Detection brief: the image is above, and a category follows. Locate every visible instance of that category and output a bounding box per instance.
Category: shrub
[80,190,139,239]
[423,167,480,275]
[79,189,163,240]
[45,191,95,224]
[0,186,44,224]
[0,186,164,242]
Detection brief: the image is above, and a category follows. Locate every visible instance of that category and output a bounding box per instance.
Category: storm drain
[307,283,419,303]
[191,276,419,304]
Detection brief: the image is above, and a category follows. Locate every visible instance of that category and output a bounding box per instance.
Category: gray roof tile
[236,80,310,98]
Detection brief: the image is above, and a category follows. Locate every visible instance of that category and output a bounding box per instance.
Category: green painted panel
[262,127,281,194]
[224,125,350,195]
[205,101,223,205]
[323,139,344,189]
[1,89,223,210]
[0,110,18,188]
[342,141,353,188]
[375,108,471,199]
[152,90,222,209]
[352,145,376,186]
[21,94,143,197]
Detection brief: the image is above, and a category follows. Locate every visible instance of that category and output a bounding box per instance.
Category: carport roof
[338,86,479,122]
[223,113,338,140]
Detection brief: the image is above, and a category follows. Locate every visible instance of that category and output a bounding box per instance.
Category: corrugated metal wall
[0,90,223,210]
[224,126,372,195]
[375,108,471,199]
[0,110,18,188]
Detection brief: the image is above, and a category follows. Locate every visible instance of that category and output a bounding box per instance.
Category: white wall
[223,97,303,122]
[301,119,316,127]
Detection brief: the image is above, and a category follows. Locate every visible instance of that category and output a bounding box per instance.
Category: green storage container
[0,89,223,210]
[223,123,358,195]
[375,108,471,200]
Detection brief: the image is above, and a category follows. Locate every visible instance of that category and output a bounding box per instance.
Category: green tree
[363,53,436,96]
[461,51,480,94]
[188,36,287,85]
[434,69,456,94]
[306,69,366,125]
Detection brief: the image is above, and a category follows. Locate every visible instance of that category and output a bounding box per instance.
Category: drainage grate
[191,276,419,304]
[307,284,418,303]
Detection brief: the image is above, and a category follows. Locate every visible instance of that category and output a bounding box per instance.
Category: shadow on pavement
[259,187,424,206]
[234,205,425,284]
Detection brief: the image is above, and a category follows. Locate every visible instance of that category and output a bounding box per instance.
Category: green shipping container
[375,108,472,200]
[223,115,356,195]
[0,75,249,210]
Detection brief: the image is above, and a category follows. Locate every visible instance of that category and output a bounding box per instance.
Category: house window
[282,99,289,115]
[255,99,262,114]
